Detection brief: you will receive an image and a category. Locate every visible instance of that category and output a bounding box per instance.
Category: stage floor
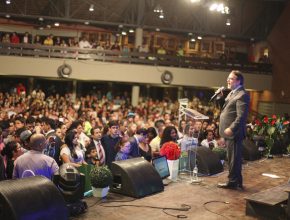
[76,157,290,220]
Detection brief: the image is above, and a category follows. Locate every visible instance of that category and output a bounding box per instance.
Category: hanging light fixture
[154,4,163,13]
[159,12,165,19]
[89,4,94,12]
[226,18,231,26]
[6,0,11,4]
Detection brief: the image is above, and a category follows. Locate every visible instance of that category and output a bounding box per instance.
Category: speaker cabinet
[243,139,260,161]
[110,157,164,198]
[196,146,224,175]
[0,176,68,220]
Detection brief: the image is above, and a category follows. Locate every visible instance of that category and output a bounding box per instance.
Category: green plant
[90,166,113,188]
[212,147,227,161]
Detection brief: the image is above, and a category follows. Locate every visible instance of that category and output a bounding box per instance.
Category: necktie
[97,142,104,165]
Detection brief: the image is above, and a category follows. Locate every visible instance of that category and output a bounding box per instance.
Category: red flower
[272,115,277,119]
[255,119,261,126]
[271,120,276,125]
[283,121,290,125]
[263,116,268,123]
[160,141,181,160]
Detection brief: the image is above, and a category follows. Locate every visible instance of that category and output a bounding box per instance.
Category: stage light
[191,38,196,42]
[154,4,162,13]
[159,12,164,19]
[226,18,231,26]
[53,164,87,216]
[156,28,160,32]
[129,29,134,33]
[209,2,230,14]
[6,0,11,4]
[38,17,44,21]
[121,31,127,35]
[89,4,94,12]
[197,36,202,40]
[188,32,193,36]
[54,22,60,26]
[84,21,89,25]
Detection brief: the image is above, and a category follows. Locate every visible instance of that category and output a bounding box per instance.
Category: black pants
[225,137,243,185]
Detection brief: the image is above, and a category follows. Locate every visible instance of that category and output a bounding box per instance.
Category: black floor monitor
[152,156,170,179]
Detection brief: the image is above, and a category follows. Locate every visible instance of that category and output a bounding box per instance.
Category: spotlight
[197,36,202,40]
[190,38,196,42]
[54,22,60,27]
[129,29,134,33]
[159,12,164,19]
[226,18,231,26]
[156,28,160,32]
[5,14,10,18]
[89,4,94,12]
[154,4,162,13]
[53,164,87,216]
[188,33,193,36]
[84,21,90,25]
[121,31,127,35]
[6,0,11,4]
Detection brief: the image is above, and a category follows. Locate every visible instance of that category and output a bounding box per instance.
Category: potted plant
[212,147,227,164]
[90,166,113,198]
[160,141,181,181]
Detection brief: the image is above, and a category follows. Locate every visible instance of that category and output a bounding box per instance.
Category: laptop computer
[152,156,172,186]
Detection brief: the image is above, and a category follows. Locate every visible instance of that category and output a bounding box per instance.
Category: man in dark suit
[218,70,250,190]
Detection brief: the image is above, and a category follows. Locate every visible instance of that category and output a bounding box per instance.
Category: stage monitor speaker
[0,176,68,220]
[243,139,260,161]
[196,146,224,175]
[110,157,164,198]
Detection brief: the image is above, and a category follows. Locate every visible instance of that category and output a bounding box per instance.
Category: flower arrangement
[160,141,181,160]
[253,115,289,156]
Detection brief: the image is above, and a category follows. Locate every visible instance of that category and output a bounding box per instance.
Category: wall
[0,55,272,91]
[268,2,290,104]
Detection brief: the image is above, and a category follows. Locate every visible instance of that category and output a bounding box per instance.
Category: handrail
[0,43,272,74]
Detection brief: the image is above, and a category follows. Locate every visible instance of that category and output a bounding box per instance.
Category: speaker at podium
[196,146,224,175]
[0,176,68,220]
[110,157,164,198]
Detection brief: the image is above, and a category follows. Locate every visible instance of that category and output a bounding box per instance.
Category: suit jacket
[219,87,250,140]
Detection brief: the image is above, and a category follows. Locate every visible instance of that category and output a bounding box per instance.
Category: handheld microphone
[210,86,225,101]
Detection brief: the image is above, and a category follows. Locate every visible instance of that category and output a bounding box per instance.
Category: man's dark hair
[154,119,165,129]
[136,128,148,136]
[14,116,26,124]
[232,70,244,85]
[42,117,56,130]
[90,126,102,135]
[108,120,119,128]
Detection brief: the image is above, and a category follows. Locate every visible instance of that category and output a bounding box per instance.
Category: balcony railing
[0,43,272,74]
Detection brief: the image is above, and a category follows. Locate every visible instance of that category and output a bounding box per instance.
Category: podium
[178,99,209,183]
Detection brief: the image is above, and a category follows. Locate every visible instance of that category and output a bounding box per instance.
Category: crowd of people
[0,31,174,56]
[0,87,226,181]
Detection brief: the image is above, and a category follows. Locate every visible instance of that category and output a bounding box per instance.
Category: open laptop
[152,156,172,186]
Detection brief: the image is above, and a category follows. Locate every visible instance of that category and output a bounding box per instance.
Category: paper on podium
[184,108,209,120]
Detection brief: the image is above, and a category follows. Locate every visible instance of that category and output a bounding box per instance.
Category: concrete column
[72,80,77,102]
[131,85,140,107]
[135,28,143,49]
[177,86,183,99]
[28,77,34,95]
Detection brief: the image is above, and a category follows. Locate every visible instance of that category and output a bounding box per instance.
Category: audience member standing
[101,120,121,169]
[13,134,59,179]
[88,127,106,166]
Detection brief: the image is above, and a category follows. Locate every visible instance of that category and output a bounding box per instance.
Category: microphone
[210,86,225,101]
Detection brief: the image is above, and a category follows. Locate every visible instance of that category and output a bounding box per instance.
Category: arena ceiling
[0,0,288,40]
